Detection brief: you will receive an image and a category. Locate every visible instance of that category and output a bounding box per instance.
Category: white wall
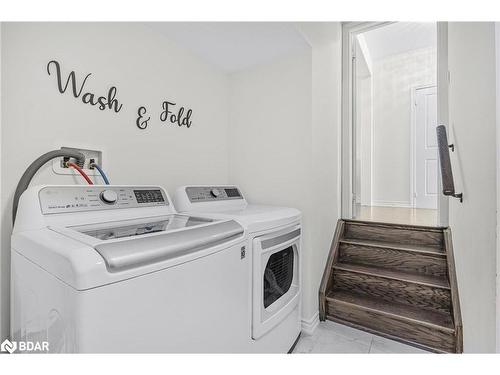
[229,22,342,326]
[0,22,231,341]
[306,24,342,324]
[496,22,500,354]
[228,51,312,210]
[448,22,497,352]
[229,50,314,322]
[301,23,342,325]
[371,46,436,207]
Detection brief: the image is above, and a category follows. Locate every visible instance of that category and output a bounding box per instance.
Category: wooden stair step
[326,290,456,353]
[343,220,444,247]
[327,290,454,330]
[333,263,451,314]
[334,262,450,289]
[339,238,445,256]
[338,240,447,277]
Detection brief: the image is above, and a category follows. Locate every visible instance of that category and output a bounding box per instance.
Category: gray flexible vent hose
[12,148,86,224]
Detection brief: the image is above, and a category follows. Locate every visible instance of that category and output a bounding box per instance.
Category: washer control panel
[39,186,169,214]
[186,186,243,202]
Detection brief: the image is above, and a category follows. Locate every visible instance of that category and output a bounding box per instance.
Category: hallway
[355,205,438,226]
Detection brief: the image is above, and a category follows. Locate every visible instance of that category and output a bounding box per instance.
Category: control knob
[210,188,222,198]
[100,190,118,204]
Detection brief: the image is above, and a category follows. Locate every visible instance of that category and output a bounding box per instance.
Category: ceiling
[144,22,310,73]
[360,22,436,61]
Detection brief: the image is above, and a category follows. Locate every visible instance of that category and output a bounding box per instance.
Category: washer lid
[92,219,243,272]
[183,205,301,233]
[71,214,213,241]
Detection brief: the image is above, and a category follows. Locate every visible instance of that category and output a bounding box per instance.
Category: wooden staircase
[319,220,463,353]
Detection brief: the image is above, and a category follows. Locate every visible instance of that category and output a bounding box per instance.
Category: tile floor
[354,205,438,227]
[293,321,429,354]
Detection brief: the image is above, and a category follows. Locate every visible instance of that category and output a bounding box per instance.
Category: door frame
[341,22,391,220]
[410,83,438,209]
[341,21,450,227]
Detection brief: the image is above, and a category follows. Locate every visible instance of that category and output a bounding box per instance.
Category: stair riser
[338,243,448,278]
[327,299,456,353]
[344,223,444,247]
[333,269,451,314]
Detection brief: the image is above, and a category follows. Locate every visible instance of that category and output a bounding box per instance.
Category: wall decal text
[134,102,194,130]
[136,106,151,130]
[160,101,193,128]
[47,60,123,113]
[47,60,194,131]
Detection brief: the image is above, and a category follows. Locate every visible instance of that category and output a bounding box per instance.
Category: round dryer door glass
[263,246,294,308]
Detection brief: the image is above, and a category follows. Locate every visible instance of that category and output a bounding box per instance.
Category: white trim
[410,84,438,209]
[371,200,414,208]
[436,22,450,227]
[341,22,392,220]
[369,67,374,208]
[301,311,319,336]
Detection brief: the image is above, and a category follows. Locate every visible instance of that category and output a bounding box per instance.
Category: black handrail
[436,125,463,202]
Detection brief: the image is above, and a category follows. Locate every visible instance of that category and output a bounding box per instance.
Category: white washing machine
[173,185,302,353]
[11,185,251,353]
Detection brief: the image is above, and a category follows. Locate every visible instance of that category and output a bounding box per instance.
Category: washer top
[12,185,245,290]
[173,186,301,233]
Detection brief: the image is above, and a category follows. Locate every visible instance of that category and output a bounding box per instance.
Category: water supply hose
[66,162,93,185]
[12,148,86,224]
[91,163,110,185]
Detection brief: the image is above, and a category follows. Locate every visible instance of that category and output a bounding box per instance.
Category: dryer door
[252,225,301,340]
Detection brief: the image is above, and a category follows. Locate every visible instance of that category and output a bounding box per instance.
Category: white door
[414,86,438,209]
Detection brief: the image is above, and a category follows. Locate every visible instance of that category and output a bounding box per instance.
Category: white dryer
[173,185,302,353]
[11,185,250,353]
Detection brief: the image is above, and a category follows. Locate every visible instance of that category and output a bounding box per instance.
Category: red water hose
[67,162,93,185]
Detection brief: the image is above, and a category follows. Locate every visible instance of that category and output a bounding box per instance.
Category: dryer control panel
[39,186,169,214]
[186,186,243,202]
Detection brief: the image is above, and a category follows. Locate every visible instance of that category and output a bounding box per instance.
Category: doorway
[342,22,446,227]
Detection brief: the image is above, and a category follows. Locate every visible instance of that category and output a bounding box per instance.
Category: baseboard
[370,200,414,208]
[301,311,319,336]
